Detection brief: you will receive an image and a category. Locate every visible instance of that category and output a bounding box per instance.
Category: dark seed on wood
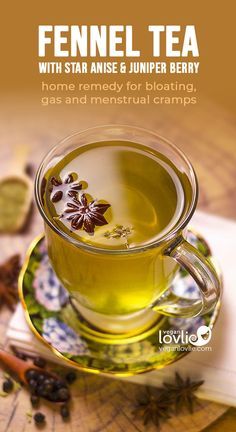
[2,379,14,393]
[34,412,45,425]
[60,403,70,419]
[65,371,77,384]
[31,395,40,408]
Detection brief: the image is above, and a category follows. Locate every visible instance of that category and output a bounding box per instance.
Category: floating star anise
[50,173,83,203]
[163,372,204,414]
[0,255,21,311]
[133,387,171,430]
[63,194,110,234]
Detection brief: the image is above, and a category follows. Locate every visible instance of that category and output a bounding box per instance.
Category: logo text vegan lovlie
[38,25,199,58]
[159,326,212,347]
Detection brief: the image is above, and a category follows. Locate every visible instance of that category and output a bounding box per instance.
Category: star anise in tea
[133,387,171,429]
[0,254,21,310]
[63,194,110,234]
[163,372,204,414]
[50,173,83,203]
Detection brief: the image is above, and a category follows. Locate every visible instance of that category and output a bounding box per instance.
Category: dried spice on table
[133,372,204,429]
[163,372,204,414]
[0,352,77,425]
[133,387,171,429]
[0,255,21,310]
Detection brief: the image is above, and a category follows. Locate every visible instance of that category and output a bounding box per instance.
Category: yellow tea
[42,141,192,317]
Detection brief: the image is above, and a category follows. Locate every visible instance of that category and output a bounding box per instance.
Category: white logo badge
[189,325,212,346]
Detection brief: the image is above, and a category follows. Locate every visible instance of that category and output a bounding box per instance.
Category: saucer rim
[18,231,222,377]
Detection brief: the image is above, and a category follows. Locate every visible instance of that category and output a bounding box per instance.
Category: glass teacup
[35,126,221,338]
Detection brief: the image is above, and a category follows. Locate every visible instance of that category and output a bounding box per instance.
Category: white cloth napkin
[6,211,236,406]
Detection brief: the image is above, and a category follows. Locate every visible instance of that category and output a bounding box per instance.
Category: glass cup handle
[153,237,222,318]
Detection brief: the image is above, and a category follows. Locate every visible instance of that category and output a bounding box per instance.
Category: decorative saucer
[18,229,221,376]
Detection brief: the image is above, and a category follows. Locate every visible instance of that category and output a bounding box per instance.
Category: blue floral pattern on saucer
[34,255,69,311]
[43,317,89,355]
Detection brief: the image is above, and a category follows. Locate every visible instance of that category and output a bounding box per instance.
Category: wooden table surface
[0,96,235,431]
